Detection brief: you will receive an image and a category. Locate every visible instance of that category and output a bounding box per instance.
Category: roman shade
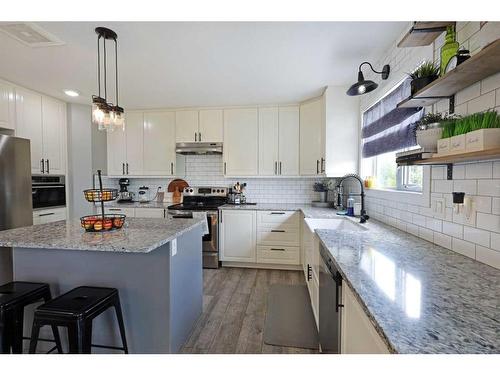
[362,78,423,158]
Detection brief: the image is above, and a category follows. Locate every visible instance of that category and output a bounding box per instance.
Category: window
[363,151,423,192]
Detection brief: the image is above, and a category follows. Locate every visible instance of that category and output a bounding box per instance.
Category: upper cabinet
[144,111,176,176]
[299,88,359,177]
[259,106,300,176]
[300,97,325,176]
[223,108,259,176]
[108,110,176,177]
[0,80,15,130]
[175,110,199,143]
[15,88,66,175]
[199,109,223,143]
[175,109,224,143]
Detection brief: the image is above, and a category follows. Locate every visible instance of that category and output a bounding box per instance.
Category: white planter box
[416,127,442,152]
[437,138,451,155]
[449,134,466,154]
[465,128,500,152]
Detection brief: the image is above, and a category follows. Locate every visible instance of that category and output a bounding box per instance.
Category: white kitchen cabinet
[341,283,390,354]
[302,215,319,325]
[41,96,66,175]
[199,109,223,142]
[299,97,325,176]
[104,207,135,217]
[107,126,127,176]
[258,106,299,176]
[175,110,199,143]
[125,112,144,175]
[15,88,43,173]
[223,108,259,176]
[144,111,176,176]
[33,207,67,225]
[278,106,300,176]
[16,88,66,175]
[258,107,279,176]
[220,210,257,262]
[0,80,15,130]
[135,207,165,218]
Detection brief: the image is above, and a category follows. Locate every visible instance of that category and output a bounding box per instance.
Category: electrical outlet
[171,239,177,256]
[432,197,446,219]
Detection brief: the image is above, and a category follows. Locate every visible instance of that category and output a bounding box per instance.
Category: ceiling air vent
[0,23,64,47]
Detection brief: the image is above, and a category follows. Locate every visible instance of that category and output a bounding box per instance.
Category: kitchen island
[0,217,207,353]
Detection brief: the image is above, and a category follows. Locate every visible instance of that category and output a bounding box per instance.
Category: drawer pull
[270,212,285,215]
[108,208,121,211]
[271,229,285,233]
[270,248,286,251]
[38,212,55,217]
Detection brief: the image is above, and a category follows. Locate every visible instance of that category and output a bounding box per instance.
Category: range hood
[175,142,223,155]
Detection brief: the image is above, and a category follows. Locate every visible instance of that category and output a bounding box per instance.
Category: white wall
[359,22,500,269]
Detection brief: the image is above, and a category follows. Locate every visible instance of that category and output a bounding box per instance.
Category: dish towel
[192,211,209,235]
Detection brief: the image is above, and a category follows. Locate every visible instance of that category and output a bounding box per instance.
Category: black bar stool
[0,282,63,354]
[29,286,128,354]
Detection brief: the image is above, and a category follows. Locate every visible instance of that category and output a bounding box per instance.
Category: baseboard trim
[221,261,303,271]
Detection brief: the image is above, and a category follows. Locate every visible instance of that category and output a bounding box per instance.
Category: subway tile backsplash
[103,154,328,204]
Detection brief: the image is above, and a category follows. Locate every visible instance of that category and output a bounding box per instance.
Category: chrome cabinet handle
[270,212,285,215]
[275,161,277,175]
[199,132,201,142]
[271,229,285,233]
[46,159,49,174]
[41,159,45,174]
[122,163,125,175]
[224,162,227,175]
[321,157,325,173]
[108,208,122,211]
[38,212,54,217]
[170,162,174,175]
[279,161,282,175]
[270,248,285,251]
[316,160,319,174]
[195,132,197,142]
[126,163,129,175]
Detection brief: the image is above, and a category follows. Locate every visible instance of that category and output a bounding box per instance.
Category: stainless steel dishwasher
[319,244,343,353]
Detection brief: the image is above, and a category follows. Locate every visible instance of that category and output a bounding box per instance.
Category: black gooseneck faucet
[336,174,370,224]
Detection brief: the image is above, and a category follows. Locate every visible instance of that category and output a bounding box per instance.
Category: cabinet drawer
[257,210,299,227]
[104,207,135,217]
[257,245,300,265]
[33,207,66,225]
[257,227,300,246]
[134,208,165,218]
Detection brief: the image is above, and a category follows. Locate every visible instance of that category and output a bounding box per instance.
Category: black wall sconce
[346,62,390,96]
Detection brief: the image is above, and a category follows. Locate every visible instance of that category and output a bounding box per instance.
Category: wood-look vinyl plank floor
[181,267,319,354]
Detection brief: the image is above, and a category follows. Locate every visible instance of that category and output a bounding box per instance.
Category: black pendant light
[92,27,124,132]
[346,62,390,96]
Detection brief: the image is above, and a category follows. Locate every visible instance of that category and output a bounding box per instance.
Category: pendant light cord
[97,36,101,97]
[115,38,119,107]
[103,37,107,101]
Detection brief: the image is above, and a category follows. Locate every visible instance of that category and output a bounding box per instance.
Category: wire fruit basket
[80,170,126,232]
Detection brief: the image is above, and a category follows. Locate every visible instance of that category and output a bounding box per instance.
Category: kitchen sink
[304,218,368,232]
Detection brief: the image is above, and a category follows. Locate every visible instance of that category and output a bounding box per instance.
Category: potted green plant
[408,61,440,95]
[415,113,444,152]
[437,118,457,155]
[464,110,500,152]
[313,181,328,203]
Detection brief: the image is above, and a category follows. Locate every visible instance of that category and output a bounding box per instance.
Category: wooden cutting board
[168,179,189,204]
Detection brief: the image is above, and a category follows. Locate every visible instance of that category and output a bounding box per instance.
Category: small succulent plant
[408,61,440,80]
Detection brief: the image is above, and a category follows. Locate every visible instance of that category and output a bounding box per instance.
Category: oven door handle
[32,185,65,189]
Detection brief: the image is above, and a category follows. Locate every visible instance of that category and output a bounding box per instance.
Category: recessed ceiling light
[63,89,80,97]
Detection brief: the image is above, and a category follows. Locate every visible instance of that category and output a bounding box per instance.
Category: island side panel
[13,244,172,354]
[169,226,203,352]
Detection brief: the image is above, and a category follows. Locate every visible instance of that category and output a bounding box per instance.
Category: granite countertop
[105,201,173,209]
[314,220,500,354]
[220,203,316,211]
[0,217,206,253]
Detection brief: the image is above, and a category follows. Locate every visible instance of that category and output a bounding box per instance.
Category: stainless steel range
[167,186,227,269]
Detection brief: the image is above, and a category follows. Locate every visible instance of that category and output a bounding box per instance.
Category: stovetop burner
[167,186,228,211]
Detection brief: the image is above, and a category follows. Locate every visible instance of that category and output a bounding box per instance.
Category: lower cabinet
[220,210,257,262]
[33,207,67,225]
[301,215,319,327]
[341,283,390,354]
[104,207,136,217]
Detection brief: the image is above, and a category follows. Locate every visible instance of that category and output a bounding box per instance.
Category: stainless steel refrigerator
[0,134,33,284]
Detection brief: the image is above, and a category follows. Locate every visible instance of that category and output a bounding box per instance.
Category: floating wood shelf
[398,22,455,48]
[397,38,500,109]
[412,148,500,165]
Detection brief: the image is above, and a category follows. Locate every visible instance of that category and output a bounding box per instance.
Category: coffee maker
[118,178,135,202]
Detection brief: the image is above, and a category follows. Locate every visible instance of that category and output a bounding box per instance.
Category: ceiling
[0,22,407,109]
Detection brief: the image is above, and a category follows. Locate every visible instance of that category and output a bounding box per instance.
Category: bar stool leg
[0,311,12,354]
[11,308,24,353]
[82,321,93,354]
[42,289,63,354]
[113,298,129,354]
[28,321,41,354]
